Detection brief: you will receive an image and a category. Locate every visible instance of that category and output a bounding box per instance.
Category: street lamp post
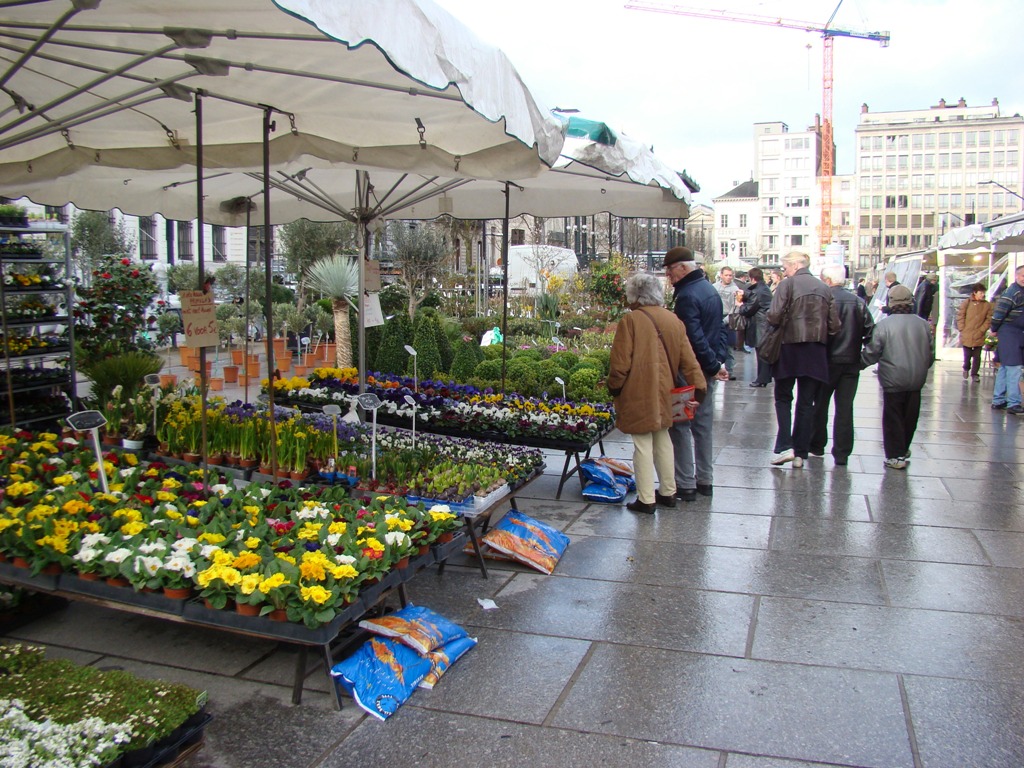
[403,344,418,393]
[980,180,1024,209]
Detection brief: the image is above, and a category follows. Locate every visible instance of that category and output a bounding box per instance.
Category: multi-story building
[853,98,1024,270]
[754,120,825,263]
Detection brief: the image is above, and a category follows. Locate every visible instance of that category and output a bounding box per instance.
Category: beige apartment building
[854,98,1024,270]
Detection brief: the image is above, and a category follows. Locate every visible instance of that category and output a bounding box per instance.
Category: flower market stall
[0,423,547,705]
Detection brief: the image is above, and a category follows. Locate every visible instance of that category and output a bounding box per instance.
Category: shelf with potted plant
[0,216,76,430]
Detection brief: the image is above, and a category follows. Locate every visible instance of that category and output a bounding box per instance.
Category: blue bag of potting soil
[479,510,569,574]
[581,477,629,503]
[331,636,432,721]
[359,604,468,655]
[579,458,617,488]
[418,635,478,690]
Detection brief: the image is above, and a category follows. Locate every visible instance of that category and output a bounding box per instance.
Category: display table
[0,547,449,709]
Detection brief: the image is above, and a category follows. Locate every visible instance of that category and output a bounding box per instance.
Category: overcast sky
[432,0,1024,206]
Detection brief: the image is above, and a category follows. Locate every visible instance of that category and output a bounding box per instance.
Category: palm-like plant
[305,254,359,368]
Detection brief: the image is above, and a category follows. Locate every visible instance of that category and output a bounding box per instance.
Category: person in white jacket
[860,284,933,470]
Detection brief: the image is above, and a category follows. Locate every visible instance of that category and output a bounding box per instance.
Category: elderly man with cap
[860,283,934,470]
[664,246,729,500]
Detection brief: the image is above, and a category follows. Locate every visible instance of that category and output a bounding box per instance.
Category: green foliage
[586,258,629,318]
[459,316,491,340]
[409,314,443,378]
[155,311,182,347]
[74,256,160,358]
[569,367,602,395]
[70,210,134,280]
[583,349,611,372]
[213,262,247,299]
[374,313,413,376]
[388,223,450,317]
[507,317,542,337]
[78,351,163,411]
[535,292,560,322]
[421,309,454,372]
[550,350,580,370]
[378,282,409,317]
[481,344,504,360]
[473,359,503,381]
[280,220,358,281]
[450,338,484,381]
[166,262,200,294]
[305,254,359,303]
[513,348,543,362]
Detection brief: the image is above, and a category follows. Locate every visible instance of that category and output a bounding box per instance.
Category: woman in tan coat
[957,283,994,381]
[607,273,706,514]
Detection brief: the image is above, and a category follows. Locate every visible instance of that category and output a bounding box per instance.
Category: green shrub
[513,348,543,362]
[481,344,504,361]
[409,314,443,378]
[550,350,579,370]
[374,313,413,376]
[508,365,539,396]
[451,339,483,381]
[473,359,503,381]
[508,318,543,337]
[569,367,602,396]
[459,316,491,339]
[78,351,163,411]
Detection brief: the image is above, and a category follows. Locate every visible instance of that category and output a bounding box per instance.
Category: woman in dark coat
[739,267,774,387]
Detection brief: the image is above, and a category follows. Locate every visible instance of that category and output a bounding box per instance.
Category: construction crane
[625,1,889,250]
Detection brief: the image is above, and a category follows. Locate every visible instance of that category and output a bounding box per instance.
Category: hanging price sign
[180,290,220,348]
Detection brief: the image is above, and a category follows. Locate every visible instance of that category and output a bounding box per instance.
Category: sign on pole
[180,290,220,348]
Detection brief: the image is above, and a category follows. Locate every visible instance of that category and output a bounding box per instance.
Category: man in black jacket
[810,265,874,465]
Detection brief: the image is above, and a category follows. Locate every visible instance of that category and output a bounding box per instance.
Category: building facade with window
[853,98,1024,269]
[753,121,825,263]
[712,180,758,265]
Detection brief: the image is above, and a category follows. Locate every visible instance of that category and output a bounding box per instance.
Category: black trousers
[773,376,822,457]
[962,346,983,376]
[882,389,922,460]
[810,363,861,461]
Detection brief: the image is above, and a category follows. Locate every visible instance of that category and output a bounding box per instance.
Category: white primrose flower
[103,548,132,564]
[133,556,162,576]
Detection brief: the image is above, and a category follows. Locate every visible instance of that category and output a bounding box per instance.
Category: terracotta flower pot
[222,365,239,383]
[269,608,289,622]
[272,337,287,357]
[182,452,201,464]
[159,374,178,388]
[240,458,257,468]
[289,469,309,481]
[209,377,224,391]
[78,571,103,581]
[231,349,245,366]
[106,576,130,588]
[293,365,307,377]
[164,586,192,600]
[236,602,260,617]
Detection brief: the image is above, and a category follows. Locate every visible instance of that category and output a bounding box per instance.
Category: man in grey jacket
[860,284,933,470]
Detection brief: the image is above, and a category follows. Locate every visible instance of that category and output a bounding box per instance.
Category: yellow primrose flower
[245,537,261,550]
[123,453,139,466]
[61,499,93,515]
[297,522,322,541]
[198,532,226,545]
[300,559,326,581]
[232,551,261,570]
[327,521,347,535]
[259,572,287,593]
[53,474,75,486]
[120,520,147,536]
[361,538,385,553]
[185,515,200,526]
[165,509,183,521]
[300,585,331,605]
[212,550,234,567]
[330,564,359,581]
[239,573,262,595]
[243,505,261,516]
[191,500,208,508]
[274,553,296,565]
[162,478,182,489]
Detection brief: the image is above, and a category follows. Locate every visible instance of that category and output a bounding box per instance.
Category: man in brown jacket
[956,283,993,382]
[607,273,707,514]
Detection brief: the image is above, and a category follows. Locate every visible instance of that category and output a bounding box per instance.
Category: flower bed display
[267,367,615,448]
[0,643,209,766]
[0,428,533,629]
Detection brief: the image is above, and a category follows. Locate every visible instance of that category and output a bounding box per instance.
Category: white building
[711,181,758,266]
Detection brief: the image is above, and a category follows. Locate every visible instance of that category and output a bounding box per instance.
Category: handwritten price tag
[180,290,219,348]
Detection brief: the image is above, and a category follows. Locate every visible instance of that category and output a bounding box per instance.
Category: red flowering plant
[73,256,160,359]
[586,258,630,320]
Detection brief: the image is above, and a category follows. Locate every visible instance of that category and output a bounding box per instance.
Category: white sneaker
[792,457,804,469]
[770,449,795,465]
[884,457,907,470]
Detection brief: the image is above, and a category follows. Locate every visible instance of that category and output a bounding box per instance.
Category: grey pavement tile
[867,496,1024,532]
[724,757,852,768]
[941,476,1024,503]
[770,517,989,565]
[479,572,753,657]
[752,597,1024,683]
[881,559,1024,616]
[6,602,276,675]
[551,643,913,768]
[972,529,1024,568]
[855,457,1009,480]
[318,707,720,768]
[903,675,1024,768]
[566,504,773,550]
[557,534,886,605]
[412,627,591,724]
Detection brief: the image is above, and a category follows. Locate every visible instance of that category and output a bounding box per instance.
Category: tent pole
[357,170,369,395]
[500,182,510,396]
[195,92,210,489]
[244,199,252,403]
[263,107,279,478]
